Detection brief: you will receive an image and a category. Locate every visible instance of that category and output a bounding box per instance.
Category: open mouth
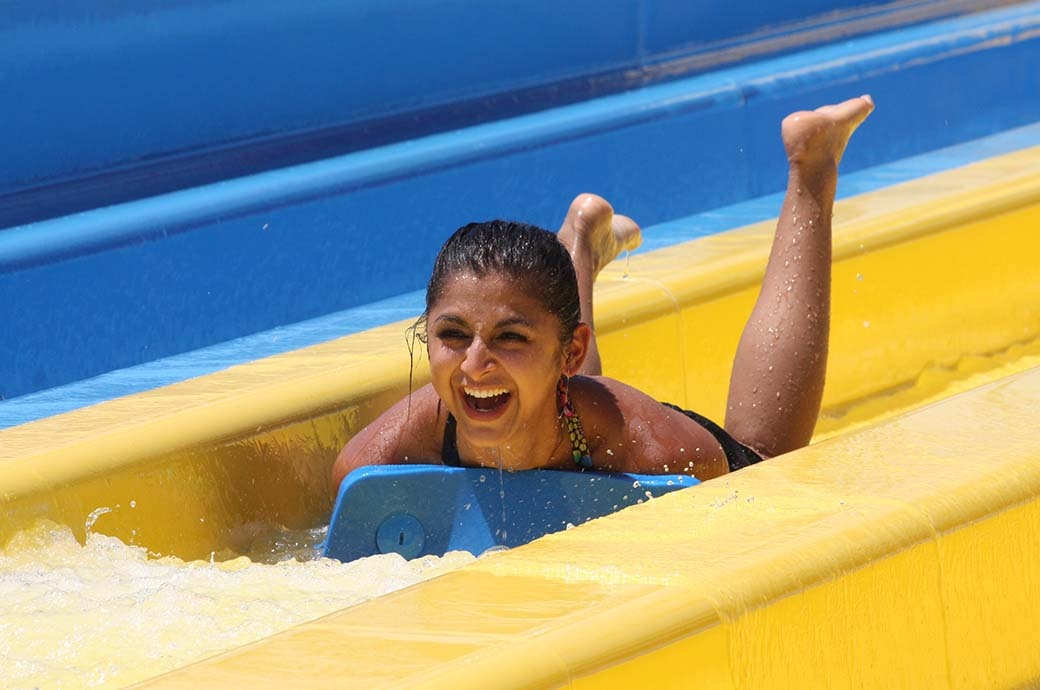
[462,386,511,416]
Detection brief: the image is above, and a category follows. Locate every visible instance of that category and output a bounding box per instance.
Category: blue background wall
[2,1,1038,403]
[0,0,990,227]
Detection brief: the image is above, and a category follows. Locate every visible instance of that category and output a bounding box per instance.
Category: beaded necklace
[558,376,593,468]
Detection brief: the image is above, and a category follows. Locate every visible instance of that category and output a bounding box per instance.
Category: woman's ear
[563,323,592,376]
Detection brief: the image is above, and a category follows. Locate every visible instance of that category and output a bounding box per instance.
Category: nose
[460,336,494,378]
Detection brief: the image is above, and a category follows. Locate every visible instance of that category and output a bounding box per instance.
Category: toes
[815,95,875,127]
[782,95,874,164]
[612,214,642,252]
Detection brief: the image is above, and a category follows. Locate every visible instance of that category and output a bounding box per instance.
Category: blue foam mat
[323,465,698,561]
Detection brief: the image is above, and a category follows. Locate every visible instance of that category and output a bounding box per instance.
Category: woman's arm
[331,384,444,490]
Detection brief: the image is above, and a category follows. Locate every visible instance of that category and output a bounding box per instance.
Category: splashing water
[0,521,474,690]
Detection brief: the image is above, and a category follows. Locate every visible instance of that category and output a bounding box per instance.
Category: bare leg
[557,194,642,376]
[726,95,874,458]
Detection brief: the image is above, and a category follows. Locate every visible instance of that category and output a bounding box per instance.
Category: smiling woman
[331,95,875,489]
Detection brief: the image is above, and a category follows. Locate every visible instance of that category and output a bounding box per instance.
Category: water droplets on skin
[494,448,507,543]
[622,249,632,279]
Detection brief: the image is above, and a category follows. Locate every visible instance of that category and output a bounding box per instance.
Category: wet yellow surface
[135,366,1040,689]
[1,146,1039,688]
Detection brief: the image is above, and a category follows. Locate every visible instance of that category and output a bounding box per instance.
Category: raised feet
[557,193,642,280]
[781,95,874,177]
[556,194,641,376]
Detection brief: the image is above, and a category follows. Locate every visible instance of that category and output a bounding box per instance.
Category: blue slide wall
[0,0,995,226]
[1,1,1037,406]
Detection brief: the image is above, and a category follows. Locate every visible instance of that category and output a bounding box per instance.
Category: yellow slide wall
[2,148,1038,561]
[1,147,1039,688]
[136,363,1040,689]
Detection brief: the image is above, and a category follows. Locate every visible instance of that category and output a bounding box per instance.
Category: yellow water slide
[4,147,1040,688]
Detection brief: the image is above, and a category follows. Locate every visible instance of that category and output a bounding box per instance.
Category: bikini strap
[441,413,461,467]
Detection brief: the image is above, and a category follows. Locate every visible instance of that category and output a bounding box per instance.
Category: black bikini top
[441,402,761,474]
[440,408,593,469]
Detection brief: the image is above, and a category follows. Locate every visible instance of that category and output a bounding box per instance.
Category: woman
[332,95,874,487]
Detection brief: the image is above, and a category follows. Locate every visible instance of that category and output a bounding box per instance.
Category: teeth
[464,387,509,399]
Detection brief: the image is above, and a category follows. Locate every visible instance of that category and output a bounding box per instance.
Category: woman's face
[427,272,569,456]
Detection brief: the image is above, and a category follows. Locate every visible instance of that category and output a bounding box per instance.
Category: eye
[497,331,528,343]
[435,328,468,341]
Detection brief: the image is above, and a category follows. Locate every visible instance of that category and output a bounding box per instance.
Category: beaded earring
[557,375,593,468]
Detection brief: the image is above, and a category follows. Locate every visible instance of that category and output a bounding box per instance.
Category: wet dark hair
[421,220,580,344]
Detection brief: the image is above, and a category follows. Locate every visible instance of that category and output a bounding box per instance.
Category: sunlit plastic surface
[2,145,1039,562]
[323,465,698,560]
[134,366,1040,689]
[3,3,1038,402]
[2,143,1039,688]
[1,3,1039,687]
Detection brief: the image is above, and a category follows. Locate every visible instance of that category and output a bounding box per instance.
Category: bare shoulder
[571,376,730,479]
[331,384,446,489]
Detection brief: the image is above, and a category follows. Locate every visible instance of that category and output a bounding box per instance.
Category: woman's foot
[556,194,641,376]
[781,95,874,177]
[557,193,642,279]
